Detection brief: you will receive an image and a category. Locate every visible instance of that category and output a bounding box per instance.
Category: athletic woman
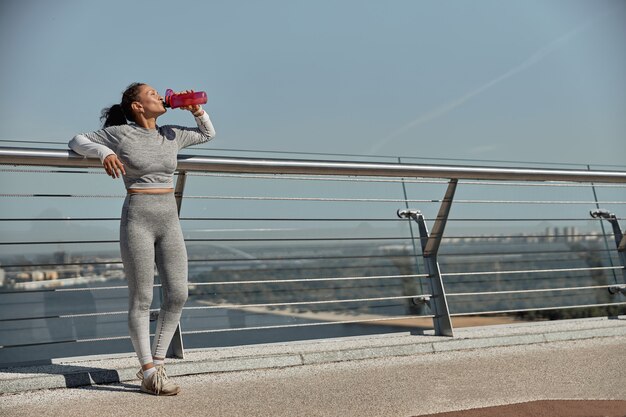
[69,82,216,395]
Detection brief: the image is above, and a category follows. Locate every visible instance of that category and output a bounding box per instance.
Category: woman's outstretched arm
[69,134,126,179]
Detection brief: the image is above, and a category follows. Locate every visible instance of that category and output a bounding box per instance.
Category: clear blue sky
[1,0,625,165]
[0,1,625,255]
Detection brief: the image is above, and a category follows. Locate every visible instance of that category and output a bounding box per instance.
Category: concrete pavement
[0,317,625,416]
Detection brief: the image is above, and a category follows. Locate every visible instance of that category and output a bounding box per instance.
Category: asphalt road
[0,337,624,417]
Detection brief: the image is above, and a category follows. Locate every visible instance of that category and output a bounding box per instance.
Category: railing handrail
[1,146,626,183]
[1,145,625,363]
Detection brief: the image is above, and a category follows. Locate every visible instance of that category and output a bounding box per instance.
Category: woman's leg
[151,203,189,360]
[120,195,157,368]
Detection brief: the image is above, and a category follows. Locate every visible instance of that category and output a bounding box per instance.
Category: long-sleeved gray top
[69,112,215,190]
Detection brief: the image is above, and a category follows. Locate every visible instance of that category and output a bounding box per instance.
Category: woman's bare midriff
[127,188,174,194]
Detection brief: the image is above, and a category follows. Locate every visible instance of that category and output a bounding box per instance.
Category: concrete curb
[1,317,625,394]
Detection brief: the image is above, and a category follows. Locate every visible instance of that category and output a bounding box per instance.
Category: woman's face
[133,84,166,118]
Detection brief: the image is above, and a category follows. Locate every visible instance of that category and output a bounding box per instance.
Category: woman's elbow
[68,134,93,156]
[68,135,80,151]
[204,129,216,141]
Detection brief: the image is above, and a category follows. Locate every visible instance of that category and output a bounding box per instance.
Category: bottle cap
[163,89,174,108]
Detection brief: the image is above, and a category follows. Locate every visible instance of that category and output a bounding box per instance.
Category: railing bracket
[397,209,421,220]
[397,179,457,337]
[590,209,626,295]
[412,295,431,306]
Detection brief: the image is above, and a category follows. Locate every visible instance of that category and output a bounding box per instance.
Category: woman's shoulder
[105,124,135,134]
[158,124,184,141]
[104,123,147,140]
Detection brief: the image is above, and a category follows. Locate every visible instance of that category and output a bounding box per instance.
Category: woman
[69,82,216,395]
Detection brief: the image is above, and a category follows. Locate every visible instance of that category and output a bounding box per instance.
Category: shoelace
[139,366,170,395]
[157,365,169,381]
[151,369,163,395]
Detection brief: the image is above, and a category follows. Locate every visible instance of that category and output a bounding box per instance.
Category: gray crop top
[69,112,215,190]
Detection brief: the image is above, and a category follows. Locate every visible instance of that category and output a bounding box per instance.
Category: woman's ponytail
[100,104,127,128]
[99,82,146,128]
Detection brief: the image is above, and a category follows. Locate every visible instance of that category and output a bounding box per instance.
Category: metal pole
[166,171,188,359]
[588,165,618,285]
[590,210,626,294]
[2,147,626,183]
[398,179,457,336]
[398,157,425,315]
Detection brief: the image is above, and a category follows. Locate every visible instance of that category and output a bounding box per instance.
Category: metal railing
[0,145,625,366]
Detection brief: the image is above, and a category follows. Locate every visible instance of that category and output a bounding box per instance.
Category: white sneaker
[139,365,180,396]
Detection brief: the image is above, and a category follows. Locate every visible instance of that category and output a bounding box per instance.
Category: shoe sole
[140,386,181,396]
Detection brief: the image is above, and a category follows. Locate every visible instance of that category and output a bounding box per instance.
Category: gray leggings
[120,193,188,365]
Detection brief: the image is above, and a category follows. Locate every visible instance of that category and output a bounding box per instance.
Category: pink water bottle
[163,89,208,109]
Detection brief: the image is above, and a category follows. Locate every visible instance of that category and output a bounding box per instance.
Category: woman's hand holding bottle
[164,89,206,117]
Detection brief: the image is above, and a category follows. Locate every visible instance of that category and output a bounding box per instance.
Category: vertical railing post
[398,179,457,336]
[588,165,619,285]
[165,170,187,359]
[604,216,625,286]
[590,210,626,294]
[398,157,425,315]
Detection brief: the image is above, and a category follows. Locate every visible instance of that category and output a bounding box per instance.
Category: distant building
[54,251,70,265]
[563,226,580,243]
[15,272,31,281]
[44,270,59,280]
[57,266,81,278]
[31,270,45,281]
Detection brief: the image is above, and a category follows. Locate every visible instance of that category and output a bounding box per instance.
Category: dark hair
[100,82,145,128]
